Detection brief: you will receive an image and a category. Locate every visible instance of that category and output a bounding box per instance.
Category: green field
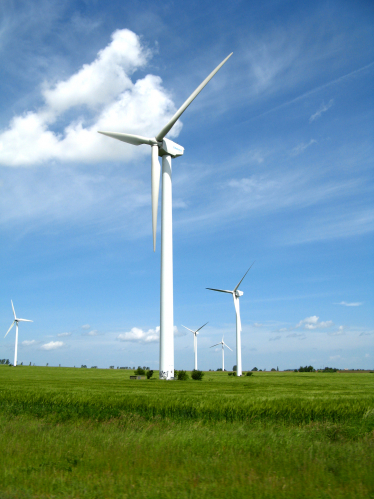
[0,366,373,498]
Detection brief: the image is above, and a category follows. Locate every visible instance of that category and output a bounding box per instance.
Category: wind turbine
[182,321,208,370]
[98,53,232,379]
[4,301,33,367]
[210,336,232,371]
[207,262,254,376]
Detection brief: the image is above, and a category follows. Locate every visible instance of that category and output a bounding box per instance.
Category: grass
[0,366,373,498]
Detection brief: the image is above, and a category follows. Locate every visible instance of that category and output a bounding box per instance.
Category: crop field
[0,367,373,498]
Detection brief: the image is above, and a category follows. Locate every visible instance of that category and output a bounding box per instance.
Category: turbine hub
[158,138,184,158]
[235,290,243,297]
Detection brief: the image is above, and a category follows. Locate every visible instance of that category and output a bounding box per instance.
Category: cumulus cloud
[117,326,160,343]
[41,341,64,350]
[335,301,362,307]
[296,316,333,330]
[57,332,72,337]
[22,340,36,346]
[0,29,180,167]
[309,99,333,122]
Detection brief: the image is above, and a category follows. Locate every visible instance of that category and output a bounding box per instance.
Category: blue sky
[0,0,373,370]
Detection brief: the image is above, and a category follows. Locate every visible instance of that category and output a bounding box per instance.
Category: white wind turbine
[182,321,208,370]
[98,54,232,379]
[4,301,33,367]
[207,263,254,376]
[210,336,232,372]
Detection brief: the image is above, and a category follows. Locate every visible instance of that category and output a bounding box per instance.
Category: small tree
[191,369,204,380]
[271,368,276,371]
[177,370,189,381]
[134,367,146,375]
[252,367,258,371]
[233,365,237,372]
[216,368,222,371]
[146,369,154,379]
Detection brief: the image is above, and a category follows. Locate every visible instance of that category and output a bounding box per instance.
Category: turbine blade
[233,295,242,332]
[98,131,157,146]
[155,53,233,142]
[224,342,233,352]
[182,325,196,334]
[210,343,221,348]
[234,261,255,292]
[17,319,33,322]
[151,145,161,251]
[206,288,233,294]
[11,300,16,319]
[195,322,208,333]
[5,321,15,338]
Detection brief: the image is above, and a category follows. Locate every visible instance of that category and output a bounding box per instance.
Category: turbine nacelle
[159,138,184,158]
[235,290,243,297]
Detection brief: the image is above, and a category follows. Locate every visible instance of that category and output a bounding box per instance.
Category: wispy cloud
[269,335,281,341]
[41,341,64,350]
[22,340,36,346]
[57,332,72,337]
[335,301,362,307]
[81,325,90,330]
[309,99,333,122]
[291,139,317,156]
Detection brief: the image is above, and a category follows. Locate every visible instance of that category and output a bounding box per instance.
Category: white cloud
[291,139,317,156]
[269,335,281,341]
[22,340,36,346]
[85,330,99,336]
[41,341,64,350]
[296,316,333,330]
[0,29,180,167]
[57,332,72,337]
[329,326,345,336]
[81,324,90,330]
[335,301,362,307]
[117,326,160,343]
[309,99,333,122]
[286,332,306,339]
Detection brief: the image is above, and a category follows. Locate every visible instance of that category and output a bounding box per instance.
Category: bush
[177,370,189,381]
[228,372,237,377]
[246,371,253,376]
[271,368,276,371]
[298,365,315,372]
[134,367,146,375]
[146,370,154,379]
[216,368,222,371]
[191,369,204,381]
[232,365,237,372]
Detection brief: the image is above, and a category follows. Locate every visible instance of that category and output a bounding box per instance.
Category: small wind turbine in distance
[207,262,255,377]
[98,53,232,379]
[210,336,232,372]
[4,301,33,367]
[182,322,208,370]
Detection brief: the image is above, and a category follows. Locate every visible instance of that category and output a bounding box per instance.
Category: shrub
[134,367,146,375]
[246,371,253,376]
[191,369,204,381]
[271,368,276,371]
[177,370,189,381]
[216,368,222,371]
[298,365,315,372]
[146,370,154,379]
[232,365,237,372]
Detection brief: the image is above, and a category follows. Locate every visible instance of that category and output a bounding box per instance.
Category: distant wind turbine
[98,54,232,379]
[210,336,232,371]
[207,263,254,376]
[4,301,33,367]
[182,322,208,370]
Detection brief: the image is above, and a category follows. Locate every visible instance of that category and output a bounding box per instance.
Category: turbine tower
[210,336,232,371]
[207,263,254,376]
[182,322,208,370]
[4,301,33,367]
[98,54,232,379]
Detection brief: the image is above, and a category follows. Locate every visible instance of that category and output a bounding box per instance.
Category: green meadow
[0,366,373,498]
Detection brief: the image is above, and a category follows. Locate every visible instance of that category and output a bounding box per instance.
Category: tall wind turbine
[4,301,33,367]
[210,336,232,371]
[182,322,208,370]
[207,263,254,376]
[98,54,232,379]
